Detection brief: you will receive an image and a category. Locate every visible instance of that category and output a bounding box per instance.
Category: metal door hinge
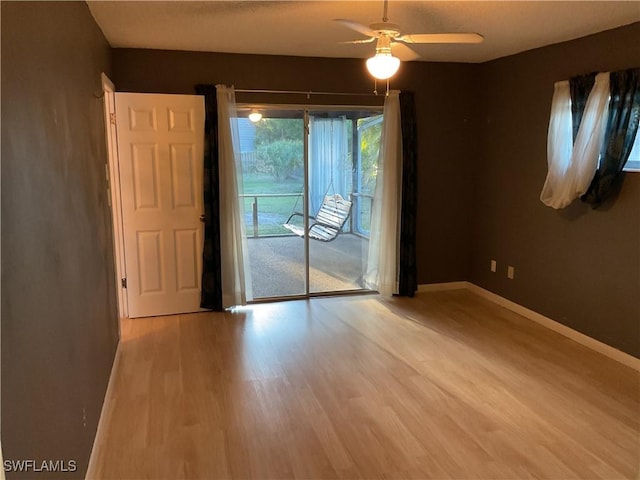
[110,113,116,125]
[121,278,127,288]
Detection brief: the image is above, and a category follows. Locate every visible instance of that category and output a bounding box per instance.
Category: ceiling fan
[335,0,484,79]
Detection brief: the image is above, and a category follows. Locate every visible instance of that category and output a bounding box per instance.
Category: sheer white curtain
[309,116,350,214]
[365,91,402,296]
[216,85,252,307]
[541,72,610,209]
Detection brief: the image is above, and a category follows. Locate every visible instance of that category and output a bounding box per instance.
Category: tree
[255,118,304,180]
[255,118,303,146]
[358,116,382,194]
[257,139,303,181]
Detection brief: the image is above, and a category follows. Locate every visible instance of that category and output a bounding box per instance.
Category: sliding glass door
[239,109,305,299]
[237,105,383,300]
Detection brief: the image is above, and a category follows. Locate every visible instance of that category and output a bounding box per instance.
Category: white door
[115,93,205,318]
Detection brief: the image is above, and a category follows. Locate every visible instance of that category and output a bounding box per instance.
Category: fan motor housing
[369,22,401,37]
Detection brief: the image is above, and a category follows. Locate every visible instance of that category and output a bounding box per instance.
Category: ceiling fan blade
[398,33,484,44]
[391,42,420,61]
[334,19,377,38]
[340,38,377,45]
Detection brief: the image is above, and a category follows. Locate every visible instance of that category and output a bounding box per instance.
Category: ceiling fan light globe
[366,53,400,80]
[248,111,263,123]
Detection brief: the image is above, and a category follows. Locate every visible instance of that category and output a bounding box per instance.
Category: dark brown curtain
[398,91,418,297]
[569,72,596,142]
[582,68,640,207]
[195,84,224,311]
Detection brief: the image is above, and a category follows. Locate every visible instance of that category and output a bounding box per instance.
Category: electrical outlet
[490,260,497,272]
[507,265,515,279]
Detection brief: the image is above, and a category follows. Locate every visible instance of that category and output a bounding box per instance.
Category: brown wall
[1,2,119,477]
[112,25,639,357]
[471,23,640,357]
[0,4,635,475]
[112,49,481,286]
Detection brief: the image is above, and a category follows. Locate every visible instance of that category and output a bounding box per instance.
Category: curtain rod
[234,88,382,98]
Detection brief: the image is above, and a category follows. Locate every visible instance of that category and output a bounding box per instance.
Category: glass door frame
[237,103,383,302]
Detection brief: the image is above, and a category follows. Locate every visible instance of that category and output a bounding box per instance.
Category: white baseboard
[85,340,121,479]
[418,282,639,372]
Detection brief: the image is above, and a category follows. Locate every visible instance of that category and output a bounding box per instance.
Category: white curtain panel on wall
[309,116,350,215]
[541,72,611,209]
[216,85,252,306]
[365,90,402,296]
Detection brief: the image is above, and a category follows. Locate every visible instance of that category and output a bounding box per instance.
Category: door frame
[237,103,382,301]
[101,73,128,319]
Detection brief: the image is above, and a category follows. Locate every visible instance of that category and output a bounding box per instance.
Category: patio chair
[283,194,352,242]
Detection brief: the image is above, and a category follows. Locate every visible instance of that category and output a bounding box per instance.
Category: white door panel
[115,93,205,318]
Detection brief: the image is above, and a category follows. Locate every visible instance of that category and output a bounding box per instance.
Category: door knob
[199,214,205,222]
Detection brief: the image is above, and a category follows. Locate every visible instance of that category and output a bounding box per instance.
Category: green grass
[242,173,303,236]
[242,172,302,195]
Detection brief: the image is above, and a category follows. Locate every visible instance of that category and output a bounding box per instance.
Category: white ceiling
[88,1,640,63]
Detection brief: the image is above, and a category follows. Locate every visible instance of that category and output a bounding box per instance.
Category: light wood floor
[89,290,640,479]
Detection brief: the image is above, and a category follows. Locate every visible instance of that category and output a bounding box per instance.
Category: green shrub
[257,139,303,181]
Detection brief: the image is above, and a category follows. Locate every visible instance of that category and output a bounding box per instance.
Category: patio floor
[247,233,370,299]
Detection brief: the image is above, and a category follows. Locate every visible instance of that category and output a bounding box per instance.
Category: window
[542,71,639,208]
[355,114,383,235]
[235,105,384,299]
[623,132,640,172]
